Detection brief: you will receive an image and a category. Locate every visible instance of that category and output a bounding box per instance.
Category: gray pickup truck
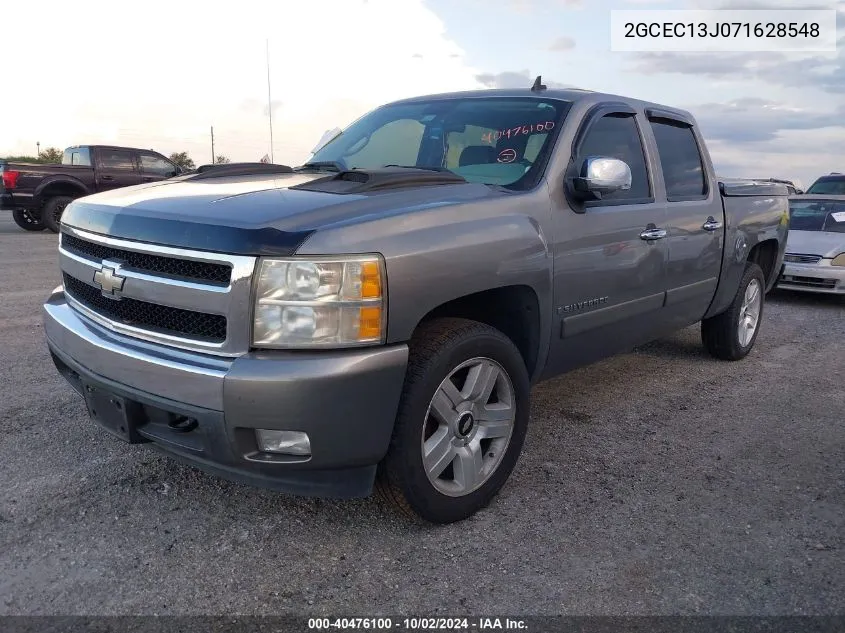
[43,83,789,524]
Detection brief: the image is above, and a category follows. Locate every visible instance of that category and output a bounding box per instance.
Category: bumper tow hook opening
[168,416,198,434]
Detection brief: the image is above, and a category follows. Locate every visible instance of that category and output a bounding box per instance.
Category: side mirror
[570,156,632,200]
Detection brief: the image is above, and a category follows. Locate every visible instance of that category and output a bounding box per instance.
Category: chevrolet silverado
[43,83,789,523]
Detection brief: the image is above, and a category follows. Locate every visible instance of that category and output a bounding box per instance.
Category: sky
[1,0,843,189]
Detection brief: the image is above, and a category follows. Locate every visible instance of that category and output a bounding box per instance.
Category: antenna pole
[211,126,215,164]
[266,39,275,164]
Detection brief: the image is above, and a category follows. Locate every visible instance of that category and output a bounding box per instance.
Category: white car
[777,195,845,294]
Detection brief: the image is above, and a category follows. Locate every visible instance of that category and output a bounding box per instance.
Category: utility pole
[211,126,215,164]
[36,141,40,157]
[266,39,274,164]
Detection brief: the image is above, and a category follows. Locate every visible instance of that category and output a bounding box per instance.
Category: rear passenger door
[547,106,669,374]
[138,152,180,183]
[94,148,143,191]
[645,112,724,326]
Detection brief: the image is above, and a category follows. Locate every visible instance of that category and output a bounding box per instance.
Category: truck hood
[786,230,845,258]
[61,171,500,255]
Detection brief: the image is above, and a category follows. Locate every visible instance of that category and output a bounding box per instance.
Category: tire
[376,317,530,524]
[701,262,766,361]
[41,195,75,233]
[12,208,46,231]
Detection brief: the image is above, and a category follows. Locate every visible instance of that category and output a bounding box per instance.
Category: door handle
[703,216,723,231]
[640,227,667,241]
[101,175,115,181]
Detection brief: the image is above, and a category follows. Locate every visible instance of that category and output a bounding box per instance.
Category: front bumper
[777,261,845,295]
[43,287,409,498]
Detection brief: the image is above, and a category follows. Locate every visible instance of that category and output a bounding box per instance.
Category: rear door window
[648,118,707,200]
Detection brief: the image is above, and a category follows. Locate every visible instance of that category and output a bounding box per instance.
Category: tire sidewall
[390,325,530,523]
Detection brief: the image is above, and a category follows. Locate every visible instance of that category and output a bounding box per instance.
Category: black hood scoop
[289,166,467,194]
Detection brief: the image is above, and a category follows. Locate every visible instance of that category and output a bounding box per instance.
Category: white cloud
[0,0,483,166]
[707,128,845,188]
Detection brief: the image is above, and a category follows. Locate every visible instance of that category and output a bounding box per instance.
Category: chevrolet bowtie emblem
[93,263,126,299]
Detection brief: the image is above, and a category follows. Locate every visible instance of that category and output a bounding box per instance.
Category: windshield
[62,147,91,166]
[306,97,572,190]
[789,200,845,233]
[806,176,845,195]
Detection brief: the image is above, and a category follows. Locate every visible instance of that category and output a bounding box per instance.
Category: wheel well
[747,239,779,286]
[417,285,541,377]
[38,183,85,206]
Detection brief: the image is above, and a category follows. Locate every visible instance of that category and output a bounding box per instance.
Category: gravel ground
[0,213,842,617]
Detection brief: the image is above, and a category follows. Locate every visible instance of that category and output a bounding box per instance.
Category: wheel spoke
[476,415,512,440]
[430,382,460,425]
[461,361,498,404]
[740,315,756,346]
[423,426,455,478]
[452,443,483,493]
[747,282,759,305]
[477,401,513,423]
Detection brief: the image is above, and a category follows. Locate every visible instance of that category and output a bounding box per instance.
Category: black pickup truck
[0,145,183,232]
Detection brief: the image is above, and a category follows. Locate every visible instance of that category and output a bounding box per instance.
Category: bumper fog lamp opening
[255,429,311,456]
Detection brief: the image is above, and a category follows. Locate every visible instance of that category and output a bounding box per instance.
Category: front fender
[381,213,552,342]
[297,199,554,377]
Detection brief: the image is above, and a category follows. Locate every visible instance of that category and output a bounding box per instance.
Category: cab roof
[385,87,697,126]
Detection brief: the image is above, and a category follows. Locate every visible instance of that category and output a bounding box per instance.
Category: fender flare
[33,176,90,207]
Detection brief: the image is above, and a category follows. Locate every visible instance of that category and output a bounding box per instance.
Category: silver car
[778,195,845,294]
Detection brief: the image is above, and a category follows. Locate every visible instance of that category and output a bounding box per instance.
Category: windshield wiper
[293,161,346,172]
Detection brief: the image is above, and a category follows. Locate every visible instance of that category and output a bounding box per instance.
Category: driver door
[545,106,669,375]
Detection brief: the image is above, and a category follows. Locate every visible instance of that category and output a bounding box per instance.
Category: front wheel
[701,261,766,361]
[12,208,46,231]
[41,195,75,233]
[376,318,530,524]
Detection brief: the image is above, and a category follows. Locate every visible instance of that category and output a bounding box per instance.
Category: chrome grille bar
[58,225,257,357]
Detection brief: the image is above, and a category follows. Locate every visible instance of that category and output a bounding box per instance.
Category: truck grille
[62,233,232,284]
[63,273,227,341]
[783,253,822,264]
[58,227,257,356]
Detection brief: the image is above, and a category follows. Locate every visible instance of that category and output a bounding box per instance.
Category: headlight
[831,253,845,266]
[252,255,386,348]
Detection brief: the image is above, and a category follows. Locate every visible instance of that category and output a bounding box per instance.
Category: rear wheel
[376,318,530,524]
[42,196,75,233]
[702,262,765,361]
[12,208,46,231]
